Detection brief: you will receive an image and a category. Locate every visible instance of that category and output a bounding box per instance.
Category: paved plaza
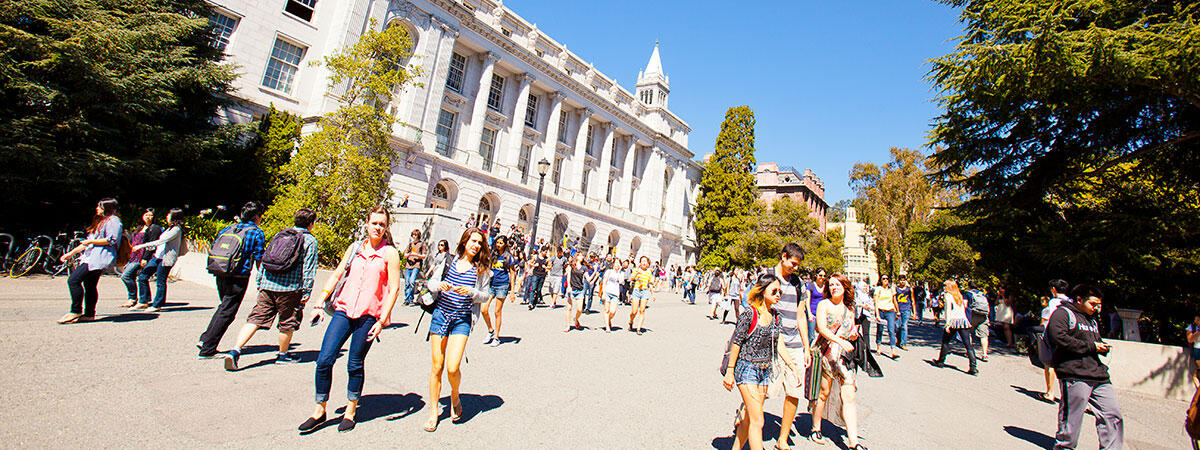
[0,275,1191,449]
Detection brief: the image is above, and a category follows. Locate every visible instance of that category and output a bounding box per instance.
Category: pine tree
[696,106,757,268]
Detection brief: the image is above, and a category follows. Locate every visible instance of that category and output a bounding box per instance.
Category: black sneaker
[198,352,219,360]
[223,350,240,371]
[276,352,301,364]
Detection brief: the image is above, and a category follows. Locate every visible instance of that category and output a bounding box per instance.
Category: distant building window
[557,114,568,144]
[518,144,533,184]
[435,109,456,157]
[585,124,596,157]
[581,169,590,199]
[536,49,545,57]
[480,128,496,171]
[640,90,652,105]
[208,11,238,51]
[552,156,563,195]
[610,140,619,168]
[487,74,505,112]
[262,37,306,94]
[524,94,538,128]
[446,52,466,93]
[284,0,317,22]
[501,28,512,37]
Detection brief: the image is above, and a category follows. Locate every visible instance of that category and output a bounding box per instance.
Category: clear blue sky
[508,0,964,204]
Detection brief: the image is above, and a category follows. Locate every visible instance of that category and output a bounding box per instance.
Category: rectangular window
[581,170,590,200]
[208,11,238,51]
[261,37,306,94]
[487,74,505,112]
[606,178,615,203]
[552,156,563,195]
[284,0,317,22]
[557,114,568,144]
[610,140,620,168]
[518,144,533,184]
[585,124,594,157]
[479,128,496,171]
[435,109,456,157]
[446,52,466,93]
[524,94,538,129]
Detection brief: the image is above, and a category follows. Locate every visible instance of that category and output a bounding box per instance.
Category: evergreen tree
[262,20,419,263]
[237,105,301,205]
[0,0,239,230]
[696,106,757,268]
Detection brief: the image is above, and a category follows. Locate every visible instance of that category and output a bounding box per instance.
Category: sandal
[809,431,827,445]
[423,415,438,432]
[853,444,868,450]
[57,313,82,324]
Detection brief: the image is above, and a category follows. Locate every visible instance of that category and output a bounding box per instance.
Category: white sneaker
[488,336,501,347]
[482,334,494,345]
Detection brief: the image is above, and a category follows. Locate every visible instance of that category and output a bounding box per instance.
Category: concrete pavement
[0,274,1190,449]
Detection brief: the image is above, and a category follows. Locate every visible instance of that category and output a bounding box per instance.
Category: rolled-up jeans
[315,310,377,403]
[876,309,898,348]
[137,258,172,307]
[120,262,143,301]
[403,268,420,304]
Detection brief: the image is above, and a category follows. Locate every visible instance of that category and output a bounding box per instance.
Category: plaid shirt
[219,222,265,277]
[256,228,318,296]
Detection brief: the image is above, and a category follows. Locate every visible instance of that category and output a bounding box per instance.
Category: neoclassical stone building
[207,0,702,266]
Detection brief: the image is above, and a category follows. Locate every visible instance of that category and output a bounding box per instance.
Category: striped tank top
[438,260,478,319]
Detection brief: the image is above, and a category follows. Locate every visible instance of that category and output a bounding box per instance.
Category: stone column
[540,92,564,163]
[418,23,459,147]
[592,124,615,201]
[618,137,637,211]
[643,149,666,218]
[462,52,497,160]
[569,108,592,196]
[503,73,534,173]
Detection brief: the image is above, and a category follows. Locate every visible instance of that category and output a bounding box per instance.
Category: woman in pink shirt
[299,207,401,434]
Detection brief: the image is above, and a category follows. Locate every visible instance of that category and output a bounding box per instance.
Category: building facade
[837,207,878,284]
[755,163,828,231]
[206,0,702,266]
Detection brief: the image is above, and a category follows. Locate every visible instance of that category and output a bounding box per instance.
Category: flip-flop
[451,400,463,423]
[423,416,438,432]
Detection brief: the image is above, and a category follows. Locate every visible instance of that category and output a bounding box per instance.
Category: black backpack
[261,228,307,273]
[708,275,723,293]
[207,225,252,275]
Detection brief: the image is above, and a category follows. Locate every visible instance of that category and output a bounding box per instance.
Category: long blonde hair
[944,280,965,306]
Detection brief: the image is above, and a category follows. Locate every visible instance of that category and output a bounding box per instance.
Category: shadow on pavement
[382,323,409,330]
[157,306,213,312]
[354,392,425,422]
[236,349,323,371]
[1011,384,1055,403]
[93,313,156,323]
[438,393,504,424]
[1003,425,1054,447]
[497,336,521,344]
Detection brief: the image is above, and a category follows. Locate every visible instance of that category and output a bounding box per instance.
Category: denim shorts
[604,293,620,304]
[430,308,472,337]
[734,360,772,386]
[488,284,510,298]
[570,288,585,298]
[631,288,651,300]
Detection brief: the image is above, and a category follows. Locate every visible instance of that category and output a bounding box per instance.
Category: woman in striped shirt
[628,256,656,335]
[424,228,492,432]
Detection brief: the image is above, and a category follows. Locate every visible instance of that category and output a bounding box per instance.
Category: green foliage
[237,105,301,204]
[0,0,243,231]
[828,199,851,223]
[905,211,980,286]
[850,148,960,278]
[263,20,419,265]
[696,106,757,268]
[728,197,843,273]
[182,216,232,249]
[928,0,1200,343]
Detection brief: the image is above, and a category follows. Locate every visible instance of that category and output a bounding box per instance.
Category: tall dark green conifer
[696,106,757,268]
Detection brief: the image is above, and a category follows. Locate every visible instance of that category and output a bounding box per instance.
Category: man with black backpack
[966,280,991,362]
[220,208,319,370]
[198,201,266,359]
[1047,284,1123,449]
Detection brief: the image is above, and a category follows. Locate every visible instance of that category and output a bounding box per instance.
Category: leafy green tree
[905,211,979,286]
[928,0,1200,343]
[0,0,239,230]
[728,197,843,273]
[849,148,957,278]
[235,105,301,205]
[696,106,757,268]
[263,20,419,264]
[805,227,845,276]
[827,199,851,223]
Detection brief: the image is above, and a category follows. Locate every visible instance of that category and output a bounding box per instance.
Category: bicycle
[45,231,85,278]
[8,235,53,278]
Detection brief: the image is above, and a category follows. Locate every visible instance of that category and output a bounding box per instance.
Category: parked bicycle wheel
[9,246,42,278]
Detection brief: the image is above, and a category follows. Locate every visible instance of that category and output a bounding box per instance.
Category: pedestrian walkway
[0,276,1189,448]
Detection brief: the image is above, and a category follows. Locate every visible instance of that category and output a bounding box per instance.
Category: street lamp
[528,158,552,255]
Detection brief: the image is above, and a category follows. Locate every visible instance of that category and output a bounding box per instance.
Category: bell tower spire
[636,42,669,109]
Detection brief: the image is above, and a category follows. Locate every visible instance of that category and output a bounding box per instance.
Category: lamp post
[528,158,552,255]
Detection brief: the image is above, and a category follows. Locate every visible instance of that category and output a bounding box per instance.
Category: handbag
[324,241,362,316]
[720,308,757,376]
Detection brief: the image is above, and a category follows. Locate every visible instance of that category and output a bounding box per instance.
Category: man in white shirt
[766,243,812,448]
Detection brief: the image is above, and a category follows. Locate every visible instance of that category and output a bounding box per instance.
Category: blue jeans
[404,268,420,304]
[137,259,171,307]
[876,310,898,348]
[524,275,545,306]
[119,262,143,301]
[684,286,696,304]
[583,282,596,311]
[315,310,377,403]
[897,308,912,347]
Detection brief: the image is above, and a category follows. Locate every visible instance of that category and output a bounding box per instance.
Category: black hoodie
[1046,302,1110,382]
